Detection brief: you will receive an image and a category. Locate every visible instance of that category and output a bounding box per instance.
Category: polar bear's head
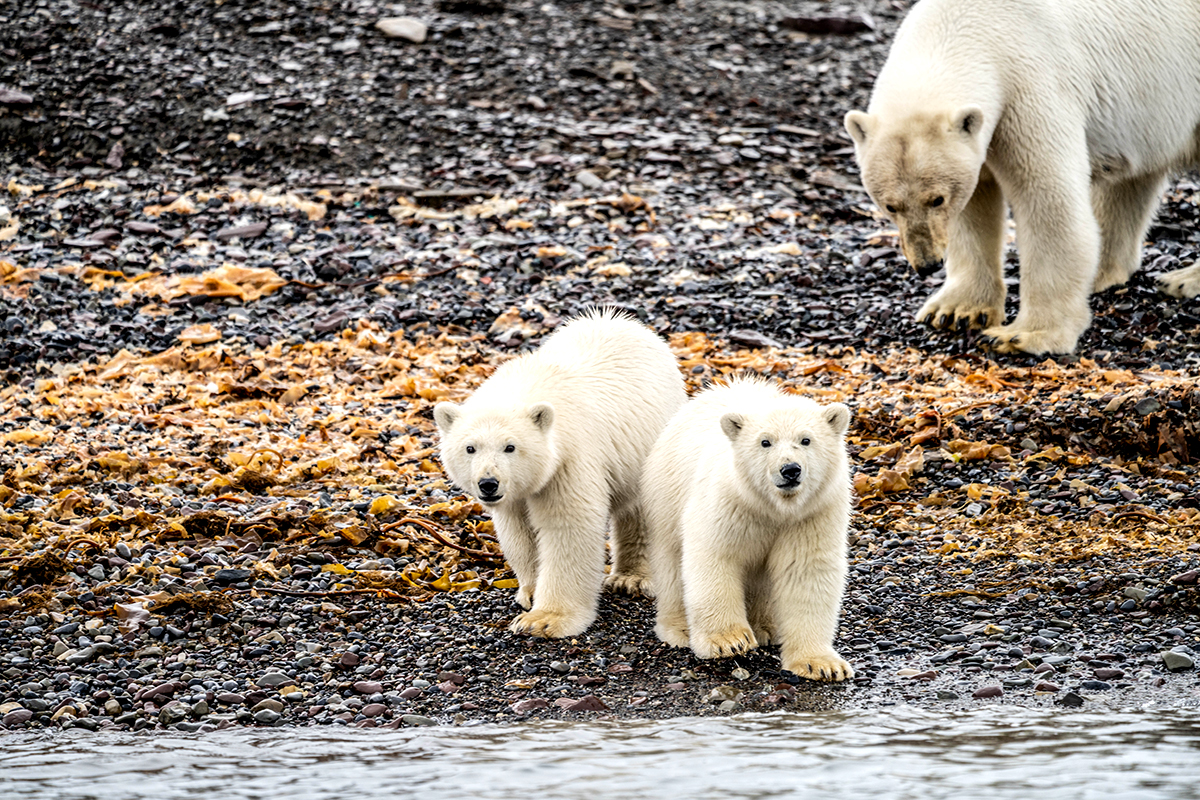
[434,401,558,506]
[721,398,851,515]
[844,107,987,275]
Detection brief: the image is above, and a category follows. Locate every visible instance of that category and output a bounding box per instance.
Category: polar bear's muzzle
[478,476,503,503]
[775,462,803,490]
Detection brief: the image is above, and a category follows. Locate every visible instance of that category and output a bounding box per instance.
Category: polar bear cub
[435,309,686,638]
[644,378,854,681]
[845,0,1200,355]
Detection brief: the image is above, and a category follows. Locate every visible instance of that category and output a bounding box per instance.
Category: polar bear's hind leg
[1093,171,1169,292]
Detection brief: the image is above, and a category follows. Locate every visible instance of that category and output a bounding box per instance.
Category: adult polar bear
[845,0,1200,355]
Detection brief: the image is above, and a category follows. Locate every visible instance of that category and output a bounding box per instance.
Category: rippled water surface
[3,707,1200,800]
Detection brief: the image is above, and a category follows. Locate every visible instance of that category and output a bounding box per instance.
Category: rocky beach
[1,0,1198,733]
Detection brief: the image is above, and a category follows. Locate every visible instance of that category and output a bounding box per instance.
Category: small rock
[718,700,741,713]
[705,685,744,705]
[251,699,284,713]
[1057,691,1086,708]
[104,699,123,716]
[401,714,437,727]
[376,17,428,43]
[731,667,750,681]
[0,87,34,105]
[1133,397,1162,415]
[728,330,782,350]
[253,709,281,725]
[66,647,99,665]
[935,690,960,700]
[225,92,268,107]
[576,170,604,190]
[511,698,549,714]
[1169,570,1199,586]
[353,681,383,695]
[609,60,636,80]
[562,694,608,712]
[1161,651,1195,671]
[331,38,360,54]
[213,222,268,242]
[257,673,291,688]
[361,703,387,718]
[1034,682,1060,693]
[2,709,32,726]
[159,704,190,723]
[971,685,1003,699]
[1093,668,1125,681]
[213,568,253,585]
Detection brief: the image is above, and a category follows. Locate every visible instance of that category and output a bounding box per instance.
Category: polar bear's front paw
[691,625,758,659]
[654,620,690,648]
[783,651,855,682]
[916,287,1004,331]
[751,622,777,647]
[604,571,653,597]
[1158,263,1200,298]
[980,322,1080,356]
[510,608,589,639]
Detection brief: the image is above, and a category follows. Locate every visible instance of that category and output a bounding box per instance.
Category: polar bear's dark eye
[929,196,944,207]
[466,446,475,454]
[801,438,811,446]
[885,204,897,213]
[504,444,516,453]
[761,439,771,448]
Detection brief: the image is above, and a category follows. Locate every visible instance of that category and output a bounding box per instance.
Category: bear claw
[604,572,653,597]
[510,608,588,639]
[751,625,776,646]
[654,621,691,649]
[692,626,759,659]
[514,587,534,610]
[783,653,855,682]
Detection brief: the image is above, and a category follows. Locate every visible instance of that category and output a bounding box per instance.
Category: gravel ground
[2,0,1199,732]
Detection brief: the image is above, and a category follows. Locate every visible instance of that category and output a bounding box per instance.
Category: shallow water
[3,706,1200,800]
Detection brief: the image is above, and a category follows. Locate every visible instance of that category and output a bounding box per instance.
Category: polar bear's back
[473,309,686,481]
[878,0,1200,171]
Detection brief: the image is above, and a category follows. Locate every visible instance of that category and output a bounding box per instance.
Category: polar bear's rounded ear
[823,403,852,437]
[433,402,460,433]
[952,106,984,138]
[720,413,745,441]
[529,402,555,432]
[844,111,875,146]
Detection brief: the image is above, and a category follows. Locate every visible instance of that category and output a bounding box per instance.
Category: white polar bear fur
[434,309,686,639]
[643,378,855,682]
[846,0,1200,355]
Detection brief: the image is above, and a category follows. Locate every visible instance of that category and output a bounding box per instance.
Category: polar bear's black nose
[780,462,802,485]
[478,477,500,496]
